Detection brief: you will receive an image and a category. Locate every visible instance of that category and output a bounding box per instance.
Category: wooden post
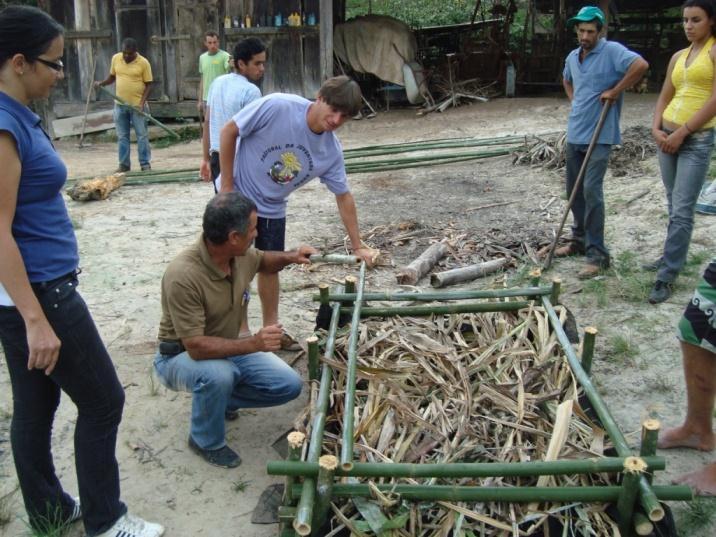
[319,0,333,81]
[581,327,597,375]
[307,336,319,381]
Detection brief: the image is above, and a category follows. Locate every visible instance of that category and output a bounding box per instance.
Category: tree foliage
[346,0,483,28]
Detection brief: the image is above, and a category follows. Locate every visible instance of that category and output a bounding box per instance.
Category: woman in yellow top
[649,0,716,304]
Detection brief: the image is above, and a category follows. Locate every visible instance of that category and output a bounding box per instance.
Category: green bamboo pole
[618,457,646,536]
[340,262,367,471]
[312,455,337,535]
[284,432,306,506]
[633,512,654,535]
[96,85,180,139]
[581,327,597,376]
[541,296,673,521]
[640,419,660,485]
[313,286,552,303]
[344,275,356,295]
[306,336,319,382]
[309,254,359,264]
[288,483,692,503]
[267,456,666,478]
[343,137,526,159]
[342,133,537,153]
[318,283,330,305]
[340,301,530,317]
[550,278,562,305]
[293,300,341,536]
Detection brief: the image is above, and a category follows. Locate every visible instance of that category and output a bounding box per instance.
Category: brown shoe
[577,263,601,280]
[537,241,585,259]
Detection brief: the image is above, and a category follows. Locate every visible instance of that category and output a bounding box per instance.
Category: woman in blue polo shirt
[0,6,162,537]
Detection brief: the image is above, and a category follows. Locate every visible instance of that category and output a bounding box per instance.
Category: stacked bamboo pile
[310,305,619,535]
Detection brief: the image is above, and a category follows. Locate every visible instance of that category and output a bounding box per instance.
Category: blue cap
[567,6,606,29]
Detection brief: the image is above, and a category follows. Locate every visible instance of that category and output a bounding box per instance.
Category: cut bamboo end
[287,431,306,450]
[634,512,654,535]
[647,504,665,522]
[319,455,338,471]
[584,327,598,336]
[306,336,319,345]
[623,456,648,474]
[318,283,330,304]
[643,419,660,432]
[341,461,354,472]
[293,520,311,536]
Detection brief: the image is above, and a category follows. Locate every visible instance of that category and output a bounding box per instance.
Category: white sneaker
[95,513,165,537]
[68,496,81,523]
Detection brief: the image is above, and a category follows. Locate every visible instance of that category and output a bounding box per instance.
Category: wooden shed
[45,0,345,119]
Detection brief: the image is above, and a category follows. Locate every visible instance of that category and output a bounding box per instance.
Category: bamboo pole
[340,262,367,471]
[96,85,180,139]
[313,286,553,303]
[541,296,676,521]
[396,240,449,285]
[293,301,341,536]
[430,258,509,288]
[309,254,359,264]
[640,419,660,484]
[306,336,319,382]
[344,275,356,295]
[550,278,562,305]
[581,327,597,376]
[340,301,530,317]
[633,512,654,535]
[284,432,306,506]
[529,268,541,287]
[267,457,667,478]
[312,455,337,535]
[288,484,692,503]
[318,284,330,305]
[618,457,647,536]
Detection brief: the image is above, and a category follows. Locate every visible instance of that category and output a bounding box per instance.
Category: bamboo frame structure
[274,276,692,536]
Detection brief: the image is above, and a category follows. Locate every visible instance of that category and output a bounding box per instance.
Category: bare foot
[674,464,716,496]
[657,426,715,451]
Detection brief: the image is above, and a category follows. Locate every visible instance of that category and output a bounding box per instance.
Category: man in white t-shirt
[218,76,374,336]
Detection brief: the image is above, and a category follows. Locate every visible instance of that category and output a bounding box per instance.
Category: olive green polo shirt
[158,236,263,341]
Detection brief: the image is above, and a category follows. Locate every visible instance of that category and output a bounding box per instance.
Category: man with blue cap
[555,5,648,279]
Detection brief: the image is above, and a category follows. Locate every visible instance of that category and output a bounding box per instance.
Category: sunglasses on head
[35,57,64,72]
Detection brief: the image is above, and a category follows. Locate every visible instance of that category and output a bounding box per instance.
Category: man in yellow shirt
[96,38,153,172]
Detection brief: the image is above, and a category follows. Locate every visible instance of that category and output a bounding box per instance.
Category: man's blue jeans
[656,128,715,283]
[0,276,127,536]
[565,143,612,266]
[113,104,151,169]
[153,350,303,450]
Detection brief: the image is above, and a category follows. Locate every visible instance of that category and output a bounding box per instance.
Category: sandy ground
[1,93,716,536]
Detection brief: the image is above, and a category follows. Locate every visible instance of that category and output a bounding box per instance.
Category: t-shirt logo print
[269,151,302,185]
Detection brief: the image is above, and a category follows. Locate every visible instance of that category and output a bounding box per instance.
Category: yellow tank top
[664,36,716,129]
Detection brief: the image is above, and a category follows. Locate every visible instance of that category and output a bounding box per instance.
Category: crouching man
[154,192,315,468]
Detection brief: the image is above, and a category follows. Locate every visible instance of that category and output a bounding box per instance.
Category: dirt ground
[2,93,716,536]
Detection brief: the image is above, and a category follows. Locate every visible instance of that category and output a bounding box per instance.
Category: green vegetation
[232,477,251,493]
[675,498,716,536]
[346,0,500,28]
[604,333,639,365]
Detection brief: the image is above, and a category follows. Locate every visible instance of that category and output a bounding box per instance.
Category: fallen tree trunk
[430,257,509,288]
[66,173,124,201]
[396,240,449,285]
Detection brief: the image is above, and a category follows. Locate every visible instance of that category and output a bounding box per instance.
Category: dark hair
[683,0,716,35]
[318,76,362,117]
[122,38,138,52]
[203,192,257,244]
[578,18,603,31]
[204,31,219,39]
[233,38,266,67]
[0,6,63,68]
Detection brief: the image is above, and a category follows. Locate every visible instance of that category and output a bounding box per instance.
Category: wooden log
[66,173,124,201]
[430,257,509,288]
[396,240,449,285]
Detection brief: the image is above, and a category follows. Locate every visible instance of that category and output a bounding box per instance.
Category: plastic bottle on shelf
[233,16,239,28]
[307,13,316,25]
[224,15,231,29]
[274,12,282,27]
[245,13,251,28]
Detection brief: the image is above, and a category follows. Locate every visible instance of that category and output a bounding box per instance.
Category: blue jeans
[656,128,715,283]
[0,276,127,536]
[113,104,151,169]
[153,350,302,450]
[565,143,612,265]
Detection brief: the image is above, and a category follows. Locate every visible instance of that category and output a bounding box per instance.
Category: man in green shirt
[197,31,231,121]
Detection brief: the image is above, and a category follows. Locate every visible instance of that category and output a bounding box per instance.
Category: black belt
[31,269,80,293]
